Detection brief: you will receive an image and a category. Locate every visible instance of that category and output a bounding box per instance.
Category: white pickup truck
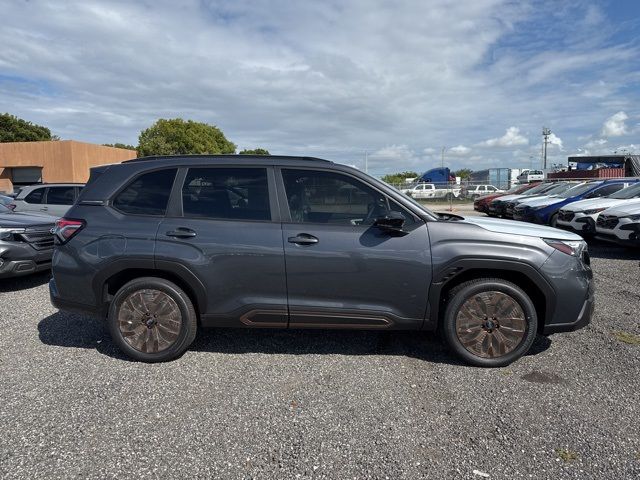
[401,183,462,200]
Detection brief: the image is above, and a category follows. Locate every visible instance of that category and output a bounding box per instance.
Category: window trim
[275,166,421,227]
[109,167,179,217]
[167,165,279,223]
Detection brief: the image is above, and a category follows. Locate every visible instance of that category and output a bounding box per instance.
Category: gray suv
[12,184,84,217]
[49,156,594,367]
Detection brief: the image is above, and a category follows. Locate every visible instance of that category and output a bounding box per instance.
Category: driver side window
[281,169,411,226]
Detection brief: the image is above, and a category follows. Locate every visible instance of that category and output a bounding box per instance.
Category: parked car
[464,185,504,199]
[595,200,640,246]
[401,182,461,200]
[501,182,581,219]
[557,182,640,237]
[0,203,55,278]
[488,182,562,218]
[0,194,15,210]
[50,155,593,367]
[517,169,545,183]
[473,183,539,214]
[12,184,84,217]
[513,179,637,226]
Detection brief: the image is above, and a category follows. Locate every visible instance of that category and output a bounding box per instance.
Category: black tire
[441,278,538,367]
[107,277,197,362]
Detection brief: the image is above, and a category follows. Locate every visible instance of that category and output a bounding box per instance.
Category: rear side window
[182,168,271,221]
[113,169,177,215]
[24,188,45,204]
[46,186,75,205]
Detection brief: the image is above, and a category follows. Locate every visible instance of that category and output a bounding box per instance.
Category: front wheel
[107,277,198,362]
[442,278,538,367]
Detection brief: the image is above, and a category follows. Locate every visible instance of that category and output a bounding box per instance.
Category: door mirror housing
[373,211,406,233]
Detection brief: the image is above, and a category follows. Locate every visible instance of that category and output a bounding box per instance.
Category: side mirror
[374,211,406,233]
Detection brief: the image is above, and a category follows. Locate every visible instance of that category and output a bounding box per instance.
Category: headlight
[543,238,586,256]
[0,227,25,240]
[583,208,607,215]
[625,214,640,221]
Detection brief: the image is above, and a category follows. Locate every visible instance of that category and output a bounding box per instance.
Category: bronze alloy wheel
[117,289,182,353]
[455,291,527,358]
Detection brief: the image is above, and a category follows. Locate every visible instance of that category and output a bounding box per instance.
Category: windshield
[558,182,599,198]
[608,182,640,199]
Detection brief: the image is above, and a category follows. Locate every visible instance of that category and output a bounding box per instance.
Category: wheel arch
[428,259,554,334]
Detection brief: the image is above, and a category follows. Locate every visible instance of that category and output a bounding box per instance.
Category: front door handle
[288,233,319,245]
[166,228,197,239]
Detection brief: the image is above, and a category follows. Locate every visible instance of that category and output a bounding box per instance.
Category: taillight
[54,218,85,244]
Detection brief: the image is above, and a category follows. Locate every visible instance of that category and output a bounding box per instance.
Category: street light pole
[542,127,551,171]
[441,146,446,169]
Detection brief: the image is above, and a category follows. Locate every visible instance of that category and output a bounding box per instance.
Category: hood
[462,216,581,240]
[519,195,563,208]
[601,199,640,216]
[0,212,56,228]
[562,197,626,212]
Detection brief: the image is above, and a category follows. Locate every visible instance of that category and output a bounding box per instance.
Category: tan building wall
[0,140,137,192]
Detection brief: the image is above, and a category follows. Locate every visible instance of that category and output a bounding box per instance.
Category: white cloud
[547,132,563,150]
[449,145,471,156]
[601,111,629,137]
[584,138,607,149]
[480,127,529,147]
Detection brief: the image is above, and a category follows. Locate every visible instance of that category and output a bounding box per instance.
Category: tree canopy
[137,118,236,157]
[454,168,473,180]
[103,143,136,150]
[381,171,419,185]
[0,113,56,142]
[239,148,270,155]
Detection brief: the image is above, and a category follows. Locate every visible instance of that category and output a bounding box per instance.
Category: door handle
[41,206,48,211]
[166,228,197,238]
[288,234,319,245]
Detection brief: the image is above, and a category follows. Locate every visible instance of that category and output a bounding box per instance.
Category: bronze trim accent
[289,310,394,329]
[239,309,288,327]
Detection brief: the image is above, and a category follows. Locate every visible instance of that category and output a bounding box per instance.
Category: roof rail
[123,154,331,164]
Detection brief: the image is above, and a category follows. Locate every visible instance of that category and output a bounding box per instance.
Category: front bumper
[557,216,596,236]
[0,241,53,279]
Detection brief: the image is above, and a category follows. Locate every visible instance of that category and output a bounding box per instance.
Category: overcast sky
[1,0,639,175]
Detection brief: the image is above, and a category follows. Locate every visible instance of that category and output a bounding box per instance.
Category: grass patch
[611,331,640,345]
[555,448,578,462]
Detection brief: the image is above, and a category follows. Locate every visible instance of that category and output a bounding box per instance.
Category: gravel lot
[1,240,639,479]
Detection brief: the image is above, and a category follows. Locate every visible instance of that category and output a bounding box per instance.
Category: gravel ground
[0,243,639,479]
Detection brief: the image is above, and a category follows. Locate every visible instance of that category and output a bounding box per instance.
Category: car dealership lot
[0,244,639,479]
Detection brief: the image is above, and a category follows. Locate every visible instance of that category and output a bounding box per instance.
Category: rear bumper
[49,277,104,317]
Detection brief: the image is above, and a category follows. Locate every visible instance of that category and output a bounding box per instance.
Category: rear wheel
[107,277,197,362]
[442,278,538,367]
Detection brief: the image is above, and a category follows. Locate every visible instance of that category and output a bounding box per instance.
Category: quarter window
[24,188,45,204]
[46,186,75,205]
[282,169,413,226]
[113,169,177,215]
[182,168,271,221]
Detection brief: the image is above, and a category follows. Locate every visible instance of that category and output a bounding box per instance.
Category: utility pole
[542,127,551,171]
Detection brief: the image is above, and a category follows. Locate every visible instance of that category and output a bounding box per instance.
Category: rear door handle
[288,234,319,245]
[166,228,197,238]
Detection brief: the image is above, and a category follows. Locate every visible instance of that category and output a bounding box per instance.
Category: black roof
[123,154,331,165]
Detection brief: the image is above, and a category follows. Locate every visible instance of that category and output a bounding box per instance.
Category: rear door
[278,167,431,330]
[156,166,287,326]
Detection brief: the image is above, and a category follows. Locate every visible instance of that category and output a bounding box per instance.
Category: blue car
[512,179,639,226]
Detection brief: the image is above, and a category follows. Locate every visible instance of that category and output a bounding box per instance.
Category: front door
[278,168,431,330]
[156,166,288,327]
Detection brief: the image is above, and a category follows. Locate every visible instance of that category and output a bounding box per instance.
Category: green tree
[454,168,473,180]
[103,143,136,150]
[137,118,236,157]
[0,113,55,142]
[381,171,419,185]
[239,148,270,155]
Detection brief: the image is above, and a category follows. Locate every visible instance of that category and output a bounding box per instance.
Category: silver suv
[12,184,84,217]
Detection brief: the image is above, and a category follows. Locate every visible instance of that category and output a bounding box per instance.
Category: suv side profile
[50,156,594,367]
[12,184,84,218]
